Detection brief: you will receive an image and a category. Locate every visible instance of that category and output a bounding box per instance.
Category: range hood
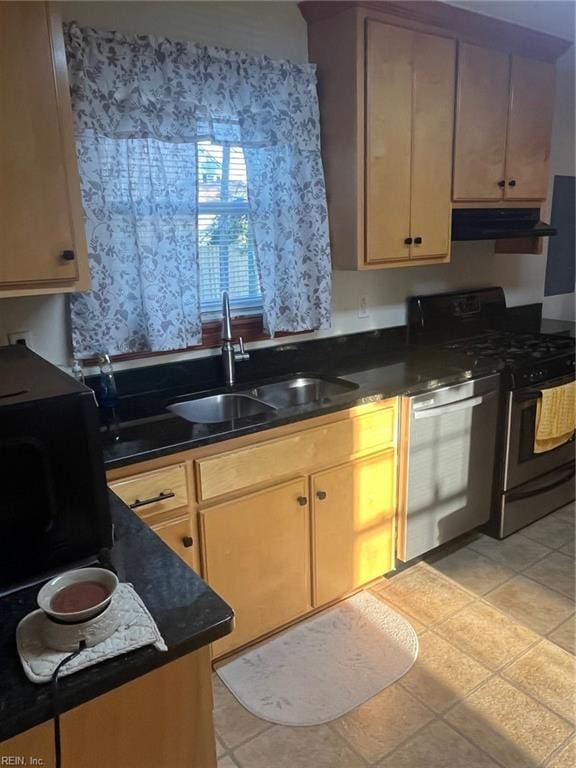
[451,208,557,241]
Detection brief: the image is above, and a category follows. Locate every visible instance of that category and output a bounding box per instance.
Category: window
[98,136,262,317]
[68,25,331,359]
[197,140,262,315]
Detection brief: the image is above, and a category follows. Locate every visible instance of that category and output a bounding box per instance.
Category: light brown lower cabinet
[200,478,312,658]
[152,515,196,571]
[200,448,398,658]
[0,648,217,768]
[108,463,201,574]
[312,450,397,607]
[108,399,400,659]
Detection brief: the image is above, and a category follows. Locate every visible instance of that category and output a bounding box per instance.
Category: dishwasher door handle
[413,390,497,419]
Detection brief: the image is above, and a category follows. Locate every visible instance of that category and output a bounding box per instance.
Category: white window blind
[197,140,262,314]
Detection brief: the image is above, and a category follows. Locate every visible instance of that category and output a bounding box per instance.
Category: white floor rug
[216,591,419,726]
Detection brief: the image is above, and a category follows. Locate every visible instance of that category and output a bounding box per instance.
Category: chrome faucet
[221,291,249,386]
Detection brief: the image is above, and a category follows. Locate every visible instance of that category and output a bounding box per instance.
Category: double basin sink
[168,375,359,424]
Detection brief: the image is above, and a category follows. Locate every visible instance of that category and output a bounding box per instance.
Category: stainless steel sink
[245,376,358,408]
[168,393,275,424]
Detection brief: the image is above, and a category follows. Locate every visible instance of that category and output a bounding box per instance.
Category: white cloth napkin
[16,583,167,684]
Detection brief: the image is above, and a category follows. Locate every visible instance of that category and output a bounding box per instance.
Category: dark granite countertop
[0,491,233,742]
[97,330,503,469]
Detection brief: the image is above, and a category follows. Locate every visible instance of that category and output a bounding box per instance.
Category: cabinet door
[504,55,555,200]
[0,651,216,768]
[0,3,86,287]
[152,516,198,574]
[410,31,455,260]
[63,650,216,768]
[200,479,311,657]
[312,451,396,607]
[0,723,53,767]
[453,43,510,201]
[365,21,413,263]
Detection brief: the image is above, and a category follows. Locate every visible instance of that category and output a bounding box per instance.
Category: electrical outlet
[358,295,370,319]
[8,330,32,348]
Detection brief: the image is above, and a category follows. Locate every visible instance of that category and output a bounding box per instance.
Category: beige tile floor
[214,503,575,768]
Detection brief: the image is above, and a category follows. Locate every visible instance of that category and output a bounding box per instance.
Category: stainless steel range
[407,287,575,540]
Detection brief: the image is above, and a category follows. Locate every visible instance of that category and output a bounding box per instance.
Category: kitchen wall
[543,47,576,321]
[0,1,573,370]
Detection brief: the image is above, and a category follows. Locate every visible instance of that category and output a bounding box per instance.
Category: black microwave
[0,345,112,594]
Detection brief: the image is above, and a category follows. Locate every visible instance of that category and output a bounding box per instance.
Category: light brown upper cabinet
[505,55,556,200]
[0,2,89,296]
[366,24,455,265]
[454,43,556,202]
[302,1,569,264]
[308,10,455,270]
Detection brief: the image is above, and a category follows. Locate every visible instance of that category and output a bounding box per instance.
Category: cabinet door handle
[497,180,506,188]
[182,536,194,548]
[129,490,175,509]
[316,490,327,500]
[61,249,76,261]
[297,496,308,506]
[414,237,422,245]
[508,179,517,187]
[404,237,413,245]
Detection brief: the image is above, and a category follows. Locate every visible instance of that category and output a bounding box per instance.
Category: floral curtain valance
[66,23,322,150]
[66,23,331,355]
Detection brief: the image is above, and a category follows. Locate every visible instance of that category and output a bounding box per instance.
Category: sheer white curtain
[65,23,332,356]
[70,135,202,355]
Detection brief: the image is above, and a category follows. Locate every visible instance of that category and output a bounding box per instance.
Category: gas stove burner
[441,332,574,368]
[408,288,575,392]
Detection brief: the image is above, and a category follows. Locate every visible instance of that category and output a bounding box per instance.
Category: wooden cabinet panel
[62,649,216,768]
[453,43,510,201]
[152,515,198,573]
[505,55,555,200]
[312,451,397,607]
[365,22,454,265]
[0,651,216,768]
[109,464,188,519]
[0,3,88,291]
[410,32,455,259]
[365,21,413,263]
[0,722,53,767]
[200,479,312,657]
[310,13,456,269]
[195,404,397,501]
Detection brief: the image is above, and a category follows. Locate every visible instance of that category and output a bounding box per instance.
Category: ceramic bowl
[40,598,121,651]
[37,567,119,624]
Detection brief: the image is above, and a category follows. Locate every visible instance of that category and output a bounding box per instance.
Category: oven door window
[518,401,540,463]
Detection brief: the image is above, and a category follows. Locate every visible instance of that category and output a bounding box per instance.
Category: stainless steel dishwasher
[398,373,500,561]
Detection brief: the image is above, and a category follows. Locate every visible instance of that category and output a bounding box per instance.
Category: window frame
[79,315,307,366]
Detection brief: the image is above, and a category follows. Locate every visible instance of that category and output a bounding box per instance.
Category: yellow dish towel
[534,381,576,453]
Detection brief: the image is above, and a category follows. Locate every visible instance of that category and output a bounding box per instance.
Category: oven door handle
[413,390,496,419]
[516,375,575,404]
[507,466,576,502]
